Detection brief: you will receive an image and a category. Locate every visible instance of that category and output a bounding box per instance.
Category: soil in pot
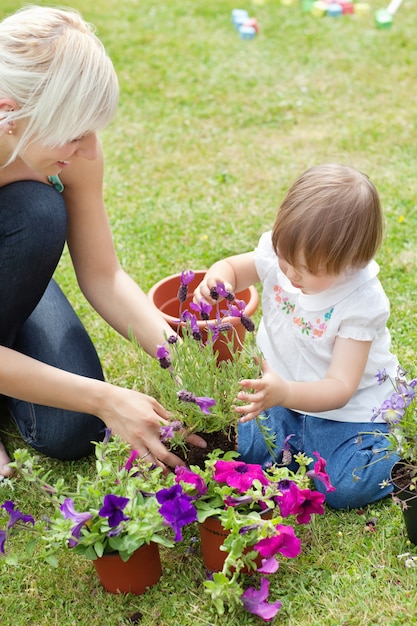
[170,428,237,469]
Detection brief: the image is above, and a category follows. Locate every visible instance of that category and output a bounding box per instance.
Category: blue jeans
[238,406,397,509]
[0,181,105,459]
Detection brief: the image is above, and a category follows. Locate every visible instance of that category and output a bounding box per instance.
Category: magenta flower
[293,489,326,524]
[1,500,35,529]
[213,460,269,493]
[121,450,140,473]
[60,498,93,547]
[306,452,336,493]
[175,466,208,496]
[275,480,306,517]
[258,556,280,574]
[255,524,301,559]
[241,577,282,621]
[156,484,197,541]
[99,494,130,527]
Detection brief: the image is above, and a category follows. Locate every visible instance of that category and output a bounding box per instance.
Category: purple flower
[375,369,388,385]
[102,427,112,445]
[306,452,336,493]
[222,299,245,318]
[194,396,216,414]
[241,314,255,333]
[181,311,202,341]
[190,298,213,321]
[0,529,6,554]
[379,393,406,423]
[160,420,182,442]
[175,466,208,496]
[178,270,195,302]
[215,282,235,301]
[241,577,282,621]
[180,270,195,286]
[255,524,301,559]
[99,494,130,527]
[60,498,93,547]
[156,484,197,541]
[213,460,269,493]
[1,500,34,529]
[156,344,171,369]
[177,390,216,414]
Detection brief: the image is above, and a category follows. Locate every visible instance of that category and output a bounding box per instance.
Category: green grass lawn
[1,0,417,624]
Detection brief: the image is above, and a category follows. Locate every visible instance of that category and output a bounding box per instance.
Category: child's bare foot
[0,439,13,477]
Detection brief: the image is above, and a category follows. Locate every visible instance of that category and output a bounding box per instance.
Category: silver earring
[8,129,13,135]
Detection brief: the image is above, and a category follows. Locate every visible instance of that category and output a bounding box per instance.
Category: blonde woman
[0,5,204,476]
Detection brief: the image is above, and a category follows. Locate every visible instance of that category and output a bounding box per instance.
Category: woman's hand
[99,383,206,467]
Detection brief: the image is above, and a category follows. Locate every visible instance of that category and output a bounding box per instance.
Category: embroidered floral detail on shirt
[274,284,295,315]
[273,284,334,339]
[293,308,334,338]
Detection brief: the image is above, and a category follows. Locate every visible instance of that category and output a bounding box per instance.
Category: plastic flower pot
[148,270,259,362]
[199,516,267,573]
[92,542,162,594]
[391,461,417,545]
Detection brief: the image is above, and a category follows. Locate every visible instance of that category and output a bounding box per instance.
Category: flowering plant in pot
[173,448,335,620]
[368,367,417,543]
[0,432,197,593]
[137,269,273,466]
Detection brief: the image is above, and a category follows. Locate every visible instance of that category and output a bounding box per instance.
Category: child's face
[277,252,341,295]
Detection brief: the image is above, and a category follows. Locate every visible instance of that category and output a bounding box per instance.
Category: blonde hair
[0,5,119,158]
[271,164,384,275]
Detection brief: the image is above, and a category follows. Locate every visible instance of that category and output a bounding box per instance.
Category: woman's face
[14,131,98,176]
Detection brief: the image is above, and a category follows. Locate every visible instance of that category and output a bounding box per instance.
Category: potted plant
[369,367,417,544]
[173,448,334,619]
[137,269,270,466]
[0,431,196,594]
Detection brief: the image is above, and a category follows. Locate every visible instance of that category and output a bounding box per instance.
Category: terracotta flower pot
[93,542,162,594]
[391,461,417,545]
[148,270,259,362]
[199,516,264,573]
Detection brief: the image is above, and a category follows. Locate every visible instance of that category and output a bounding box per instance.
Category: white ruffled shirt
[254,231,399,423]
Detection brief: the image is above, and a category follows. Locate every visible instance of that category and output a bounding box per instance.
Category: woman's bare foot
[0,439,13,477]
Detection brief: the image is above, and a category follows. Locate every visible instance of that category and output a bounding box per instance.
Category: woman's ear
[0,98,18,135]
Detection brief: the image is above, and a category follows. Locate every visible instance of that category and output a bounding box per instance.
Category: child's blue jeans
[238,405,397,510]
[0,181,105,460]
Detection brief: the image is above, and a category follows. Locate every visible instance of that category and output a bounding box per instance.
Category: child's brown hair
[271,164,384,275]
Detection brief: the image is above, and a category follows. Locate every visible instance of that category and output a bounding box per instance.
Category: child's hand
[235,360,289,422]
[193,276,234,305]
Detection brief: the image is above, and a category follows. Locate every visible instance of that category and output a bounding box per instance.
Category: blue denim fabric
[238,405,397,510]
[0,181,105,459]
